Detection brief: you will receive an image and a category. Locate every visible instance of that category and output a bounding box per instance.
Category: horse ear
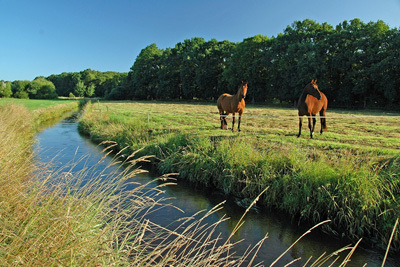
[315,79,317,84]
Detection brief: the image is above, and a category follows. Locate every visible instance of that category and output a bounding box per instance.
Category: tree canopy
[120,18,399,109]
[2,18,399,110]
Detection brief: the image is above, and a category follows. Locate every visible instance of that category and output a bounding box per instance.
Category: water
[34,118,400,266]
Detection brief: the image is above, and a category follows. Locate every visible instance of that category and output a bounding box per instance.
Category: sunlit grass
[0,98,78,110]
[79,100,400,250]
[0,104,258,265]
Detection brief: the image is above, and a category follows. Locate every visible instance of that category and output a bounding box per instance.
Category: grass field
[79,100,400,250]
[0,98,77,110]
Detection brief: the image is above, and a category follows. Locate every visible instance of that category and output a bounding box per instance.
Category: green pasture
[84,101,400,156]
[79,100,400,250]
[0,98,77,110]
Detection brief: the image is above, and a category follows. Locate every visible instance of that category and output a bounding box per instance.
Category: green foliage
[28,77,58,99]
[127,43,164,100]
[0,81,12,97]
[47,70,128,98]
[115,18,399,110]
[74,80,86,97]
[11,80,30,98]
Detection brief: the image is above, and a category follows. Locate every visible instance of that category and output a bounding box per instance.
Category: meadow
[0,98,77,110]
[79,100,400,250]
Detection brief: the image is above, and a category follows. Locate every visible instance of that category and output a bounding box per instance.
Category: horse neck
[298,90,308,104]
[234,87,243,102]
[299,86,320,103]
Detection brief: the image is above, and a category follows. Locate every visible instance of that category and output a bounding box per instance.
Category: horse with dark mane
[217,82,247,132]
[297,80,328,138]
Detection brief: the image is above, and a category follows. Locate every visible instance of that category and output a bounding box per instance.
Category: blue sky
[1,0,400,81]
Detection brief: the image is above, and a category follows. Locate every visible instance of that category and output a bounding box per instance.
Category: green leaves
[121,18,399,109]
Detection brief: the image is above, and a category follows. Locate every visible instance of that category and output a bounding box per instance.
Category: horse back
[217,93,232,111]
[302,92,328,115]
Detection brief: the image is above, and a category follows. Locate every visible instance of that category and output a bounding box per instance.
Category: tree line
[1,70,127,99]
[1,18,399,109]
[124,18,400,109]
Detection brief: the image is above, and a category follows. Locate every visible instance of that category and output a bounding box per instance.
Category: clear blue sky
[1,0,399,81]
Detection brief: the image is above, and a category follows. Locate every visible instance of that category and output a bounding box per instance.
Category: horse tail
[323,94,328,130]
[322,116,327,130]
[217,95,225,112]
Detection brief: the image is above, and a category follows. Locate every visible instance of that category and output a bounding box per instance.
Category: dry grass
[1,102,378,266]
[0,104,251,265]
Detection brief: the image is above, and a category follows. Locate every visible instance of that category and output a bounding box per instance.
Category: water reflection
[34,119,400,266]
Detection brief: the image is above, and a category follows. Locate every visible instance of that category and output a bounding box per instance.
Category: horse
[217,82,247,132]
[297,80,328,138]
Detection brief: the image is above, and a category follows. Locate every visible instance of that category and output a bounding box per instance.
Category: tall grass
[78,101,400,250]
[1,104,258,265]
[1,103,391,266]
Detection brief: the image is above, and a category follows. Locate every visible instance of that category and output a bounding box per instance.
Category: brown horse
[297,80,328,138]
[217,82,247,132]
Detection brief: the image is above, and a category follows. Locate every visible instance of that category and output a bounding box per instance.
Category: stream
[34,118,400,266]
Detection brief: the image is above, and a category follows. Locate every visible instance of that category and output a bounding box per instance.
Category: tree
[128,43,163,99]
[195,39,236,100]
[11,80,30,99]
[157,47,182,99]
[48,72,77,97]
[179,38,206,99]
[74,80,86,97]
[28,77,58,99]
[0,81,12,98]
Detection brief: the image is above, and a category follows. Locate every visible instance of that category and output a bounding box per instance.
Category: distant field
[0,98,77,110]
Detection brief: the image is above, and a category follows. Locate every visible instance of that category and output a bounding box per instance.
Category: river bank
[78,100,400,251]
[0,101,268,266]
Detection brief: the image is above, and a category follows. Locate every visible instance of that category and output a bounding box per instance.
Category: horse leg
[237,113,242,132]
[220,112,226,129]
[308,116,313,138]
[223,115,228,130]
[297,116,303,137]
[310,114,317,138]
[320,110,327,134]
[232,113,236,132]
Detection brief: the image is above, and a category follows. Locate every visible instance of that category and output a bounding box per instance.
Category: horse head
[304,79,322,100]
[240,82,248,99]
